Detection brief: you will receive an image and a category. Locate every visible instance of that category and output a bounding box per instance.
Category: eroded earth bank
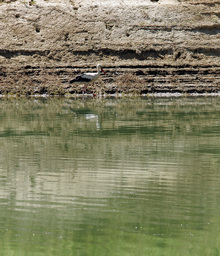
[0,0,219,95]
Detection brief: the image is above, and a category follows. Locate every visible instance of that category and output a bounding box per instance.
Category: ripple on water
[0,98,219,255]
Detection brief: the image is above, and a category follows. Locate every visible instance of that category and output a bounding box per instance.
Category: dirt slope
[0,0,219,95]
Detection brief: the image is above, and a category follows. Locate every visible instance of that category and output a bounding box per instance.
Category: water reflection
[0,97,219,255]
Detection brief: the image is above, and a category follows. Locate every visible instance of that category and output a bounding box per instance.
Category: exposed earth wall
[0,0,219,95]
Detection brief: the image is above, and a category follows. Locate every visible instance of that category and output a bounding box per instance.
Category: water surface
[0,97,219,255]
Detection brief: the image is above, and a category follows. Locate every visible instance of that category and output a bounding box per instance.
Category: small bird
[69,64,106,93]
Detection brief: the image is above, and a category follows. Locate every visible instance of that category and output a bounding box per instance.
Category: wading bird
[69,64,106,93]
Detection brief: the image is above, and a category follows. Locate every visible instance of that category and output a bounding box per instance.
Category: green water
[0,97,219,256]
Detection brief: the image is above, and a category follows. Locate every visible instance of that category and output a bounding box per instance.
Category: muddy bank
[0,0,219,95]
[0,64,219,96]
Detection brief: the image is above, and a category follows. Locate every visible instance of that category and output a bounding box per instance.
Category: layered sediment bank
[0,0,219,95]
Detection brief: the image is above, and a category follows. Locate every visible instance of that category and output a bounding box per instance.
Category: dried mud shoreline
[0,0,219,96]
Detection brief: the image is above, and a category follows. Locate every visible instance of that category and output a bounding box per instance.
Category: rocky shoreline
[0,0,219,96]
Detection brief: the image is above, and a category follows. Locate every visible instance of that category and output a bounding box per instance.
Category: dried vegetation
[115,73,145,94]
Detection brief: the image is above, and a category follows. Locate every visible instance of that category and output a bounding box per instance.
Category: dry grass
[115,73,144,93]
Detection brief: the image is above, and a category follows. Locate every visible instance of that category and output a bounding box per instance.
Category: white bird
[69,64,106,93]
